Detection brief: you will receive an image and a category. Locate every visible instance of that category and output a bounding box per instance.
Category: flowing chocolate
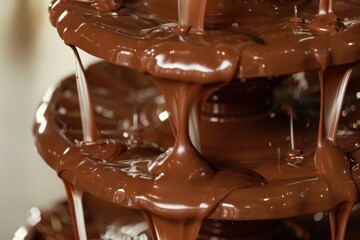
[91,0,122,12]
[33,0,360,239]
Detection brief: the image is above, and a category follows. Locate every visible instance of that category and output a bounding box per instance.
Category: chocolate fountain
[30,0,360,239]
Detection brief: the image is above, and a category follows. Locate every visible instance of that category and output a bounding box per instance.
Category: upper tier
[50,0,360,81]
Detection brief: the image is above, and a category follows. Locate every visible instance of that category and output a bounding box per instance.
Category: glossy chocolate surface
[33,0,360,239]
[49,0,360,79]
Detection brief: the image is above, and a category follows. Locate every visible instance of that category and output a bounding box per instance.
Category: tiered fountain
[29,0,360,239]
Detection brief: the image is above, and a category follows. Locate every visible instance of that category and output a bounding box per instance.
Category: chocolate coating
[49,0,360,80]
[33,0,360,239]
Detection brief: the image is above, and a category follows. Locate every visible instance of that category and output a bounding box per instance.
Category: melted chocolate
[49,0,360,79]
[91,0,122,12]
[33,0,360,239]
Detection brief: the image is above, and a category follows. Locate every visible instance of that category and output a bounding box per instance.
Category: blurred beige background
[0,1,97,239]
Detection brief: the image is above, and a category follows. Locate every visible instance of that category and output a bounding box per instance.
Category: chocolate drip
[177,0,207,33]
[63,182,87,240]
[315,62,358,240]
[309,0,345,34]
[71,46,100,143]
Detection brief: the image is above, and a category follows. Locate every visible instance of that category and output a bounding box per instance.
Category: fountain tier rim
[50,0,360,81]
